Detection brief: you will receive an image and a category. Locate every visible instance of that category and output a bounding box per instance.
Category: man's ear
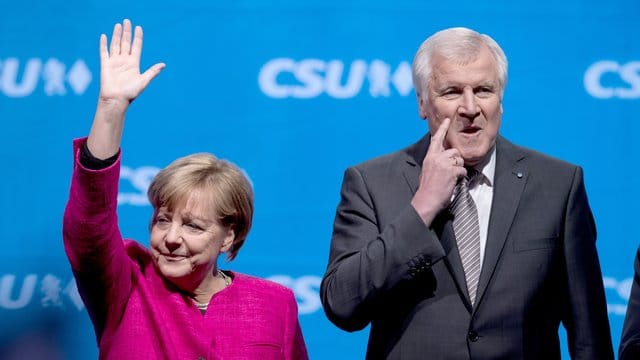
[417,93,428,119]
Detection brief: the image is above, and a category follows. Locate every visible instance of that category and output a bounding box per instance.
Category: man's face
[418,45,503,166]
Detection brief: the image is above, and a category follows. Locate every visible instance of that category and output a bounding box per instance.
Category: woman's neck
[189,269,232,306]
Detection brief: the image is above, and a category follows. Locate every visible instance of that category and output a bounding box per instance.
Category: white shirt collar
[472,145,496,187]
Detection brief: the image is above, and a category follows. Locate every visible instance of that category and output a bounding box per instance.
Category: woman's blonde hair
[147,153,253,260]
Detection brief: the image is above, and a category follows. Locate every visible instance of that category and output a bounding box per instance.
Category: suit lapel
[439,216,471,306]
[402,135,428,195]
[474,137,527,309]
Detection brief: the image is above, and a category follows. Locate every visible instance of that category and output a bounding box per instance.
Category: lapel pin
[516,172,523,178]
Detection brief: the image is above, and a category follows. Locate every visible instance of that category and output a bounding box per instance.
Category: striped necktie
[450,169,481,306]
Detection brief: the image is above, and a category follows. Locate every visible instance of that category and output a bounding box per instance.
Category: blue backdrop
[1,0,638,358]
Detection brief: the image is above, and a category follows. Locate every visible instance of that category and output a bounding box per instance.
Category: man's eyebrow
[435,83,460,91]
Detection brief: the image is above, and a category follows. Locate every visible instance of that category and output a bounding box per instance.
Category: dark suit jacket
[619,247,640,359]
[320,135,613,359]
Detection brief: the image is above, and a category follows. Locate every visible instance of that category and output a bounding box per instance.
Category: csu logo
[0,273,321,315]
[0,274,83,311]
[584,60,640,99]
[603,276,632,316]
[267,275,321,315]
[0,58,92,97]
[259,58,413,99]
[119,165,160,206]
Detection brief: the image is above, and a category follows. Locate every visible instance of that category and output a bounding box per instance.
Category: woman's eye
[185,223,203,232]
[154,216,170,229]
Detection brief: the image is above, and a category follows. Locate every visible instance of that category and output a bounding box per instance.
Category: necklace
[218,269,231,287]
[193,270,231,311]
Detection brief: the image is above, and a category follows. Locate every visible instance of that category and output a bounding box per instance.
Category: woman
[63,19,308,359]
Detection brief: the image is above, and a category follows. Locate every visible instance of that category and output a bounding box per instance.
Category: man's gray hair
[412,27,508,102]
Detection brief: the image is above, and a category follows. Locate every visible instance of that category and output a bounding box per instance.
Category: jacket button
[468,331,479,342]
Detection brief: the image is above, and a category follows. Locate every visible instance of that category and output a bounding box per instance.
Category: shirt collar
[471,145,496,187]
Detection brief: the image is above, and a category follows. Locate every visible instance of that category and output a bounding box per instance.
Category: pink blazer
[63,138,308,360]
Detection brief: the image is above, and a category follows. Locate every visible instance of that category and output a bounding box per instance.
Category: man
[320,27,613,359]
[619,247,640,359]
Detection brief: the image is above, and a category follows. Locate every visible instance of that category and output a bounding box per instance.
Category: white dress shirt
[468,146,496,268]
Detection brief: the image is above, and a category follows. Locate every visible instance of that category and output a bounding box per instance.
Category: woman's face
[149,191,235,289]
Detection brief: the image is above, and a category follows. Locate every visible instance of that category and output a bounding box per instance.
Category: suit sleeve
[320,166,446,331]
[562,166,614,359]
[619,248,640,360]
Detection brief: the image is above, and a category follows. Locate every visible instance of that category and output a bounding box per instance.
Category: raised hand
[98,19,165,106]
[87,19,165,159]
[410,118,467,225]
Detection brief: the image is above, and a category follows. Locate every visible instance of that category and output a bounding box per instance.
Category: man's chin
[460,149,490,167]
[453,141,492,165]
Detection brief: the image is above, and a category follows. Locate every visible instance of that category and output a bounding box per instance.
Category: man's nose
[459,88,480,117]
